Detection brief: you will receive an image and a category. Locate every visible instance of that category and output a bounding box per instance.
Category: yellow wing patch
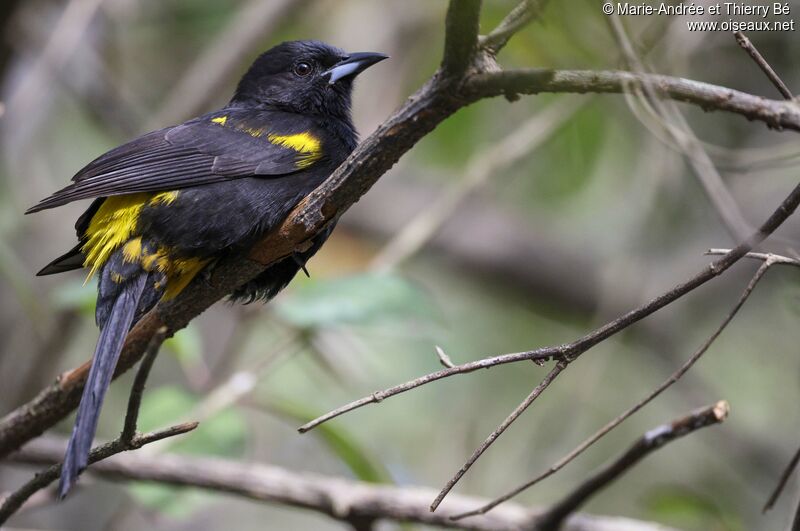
[267,132,322,168]
[209,116,322,169]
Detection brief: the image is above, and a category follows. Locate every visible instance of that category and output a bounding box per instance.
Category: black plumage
[27,40,387,497]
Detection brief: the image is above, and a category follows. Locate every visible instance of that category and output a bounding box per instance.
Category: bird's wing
[26,109,325,213]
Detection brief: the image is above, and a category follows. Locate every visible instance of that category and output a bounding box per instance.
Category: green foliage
[128,386,248,516]
[275,273,434,329]
[269,398,392,484]
[643,486,743,531]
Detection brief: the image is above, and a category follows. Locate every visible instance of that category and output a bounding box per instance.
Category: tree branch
[454,253,790,519]
[734,31,794,101]
[534,401,729,531]
[441,0,482,77]
[430,361,566,511]
[8,436,674,531]
[3,6,800,473]
[300,180,800,433]
[0,327,181,525]
[479,0,547,55]
[0,423,197,525]
[465,69,800,132]
[763,444,800,513]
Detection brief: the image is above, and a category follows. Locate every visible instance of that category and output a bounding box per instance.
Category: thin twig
[5,5,800,464]
[454,256,783,520]
[0,326,177,526]
[121,326,167,442]
[764,445,800,513]
[0,422,198,525]
[479,0,548,55]
[609,13,751,240]
[706,248,800,266]
[9,436,673,531]
[535,401,730,531]
[734,31,794,100]
[435,346,455,368]
[300,180,800,433]
[430,361,566,511]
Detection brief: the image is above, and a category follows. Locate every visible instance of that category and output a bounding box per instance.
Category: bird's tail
[58,272,148,498]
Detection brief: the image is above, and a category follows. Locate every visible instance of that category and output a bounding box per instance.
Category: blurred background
[1,1,800,529]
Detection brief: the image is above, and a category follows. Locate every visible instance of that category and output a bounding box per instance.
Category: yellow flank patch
[268,132,322,168]
[150,191,179,205]
[82,193,210,299]
[141,248,210,300]
[211,116,228,125]
[83,194,149,278]
[122,237,142,263]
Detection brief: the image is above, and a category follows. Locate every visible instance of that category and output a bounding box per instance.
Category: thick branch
[3,56,800,465]
[8,436,674,531]
[0,422,197,525]
[465,69,800,132]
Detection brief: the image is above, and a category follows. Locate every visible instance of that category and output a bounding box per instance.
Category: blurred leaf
[275,273,434,329]
[163,323,203,363]
[129,386,248,516]
[51,277,97,316]
[643,486,742,531]
[269,398,392,484]
[137,386,246,457]
[128,484,210,519]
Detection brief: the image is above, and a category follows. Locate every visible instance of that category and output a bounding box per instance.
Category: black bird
[27,40,387,497]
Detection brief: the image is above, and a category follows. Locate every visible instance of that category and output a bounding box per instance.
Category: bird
[26,40,387,498]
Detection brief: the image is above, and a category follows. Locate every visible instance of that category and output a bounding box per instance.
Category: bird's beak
[323,52,389,85]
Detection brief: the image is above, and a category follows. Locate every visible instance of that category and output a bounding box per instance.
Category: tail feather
[37,243,86,276]
[58,272,148,498]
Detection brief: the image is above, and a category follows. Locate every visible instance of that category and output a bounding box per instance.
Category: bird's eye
[293,62,312,77]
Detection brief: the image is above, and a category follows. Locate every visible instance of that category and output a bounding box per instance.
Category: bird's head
[231,40,387,121]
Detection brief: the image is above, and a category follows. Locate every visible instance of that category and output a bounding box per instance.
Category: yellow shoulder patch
[150,191,179,205]
[268,132,322,168]
[211,116,228,125]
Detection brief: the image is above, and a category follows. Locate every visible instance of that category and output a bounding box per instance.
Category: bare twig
[8,436,674,531]
[430,361,566,511]
[0,422,197,525]
[706,248,800,266]
[4,1,800,466]
[764,445,800,513]
[0,326,178,525]
[435,346,455,369]
[121,327,168,443]
[300,180,800,433]
[734,31,794,100]
[609,13,751,240]
[479,0,548,55]
[454,254,787,519]
[535,401,730,531]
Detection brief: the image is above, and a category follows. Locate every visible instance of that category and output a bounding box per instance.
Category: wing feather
[26,110,323,213]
